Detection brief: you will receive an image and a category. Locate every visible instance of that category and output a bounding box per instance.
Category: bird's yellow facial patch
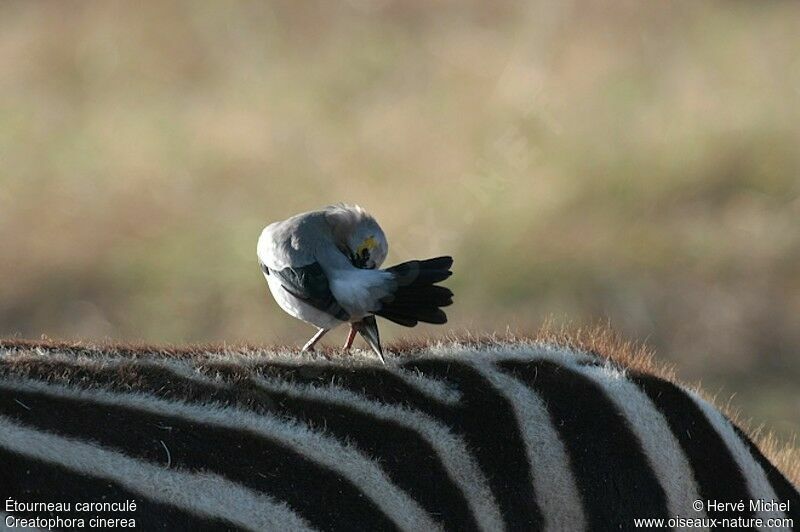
[357,236,378,256]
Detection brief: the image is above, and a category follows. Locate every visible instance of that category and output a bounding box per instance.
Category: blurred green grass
[0,1,798,441]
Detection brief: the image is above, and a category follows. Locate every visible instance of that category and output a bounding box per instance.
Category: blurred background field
[0,1,798,442]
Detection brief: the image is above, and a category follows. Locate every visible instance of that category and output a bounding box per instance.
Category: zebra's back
[1,339,797,531]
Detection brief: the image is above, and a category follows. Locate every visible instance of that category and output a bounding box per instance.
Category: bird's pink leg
[342,325,357,350]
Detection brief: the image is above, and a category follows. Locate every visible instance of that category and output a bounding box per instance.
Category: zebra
[0,337,797,531]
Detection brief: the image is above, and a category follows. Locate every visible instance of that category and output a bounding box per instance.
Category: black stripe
[3,359,481,531]
[252,362,425,405]
[0,445,238,530]
[209,367,479,532]
[24,359,475,532]
[256,360,544,529]
[400,360,543,531]
[0,385,398,532]
[730,425,800,524]
[498,359,670,530]
[627,371,757,525]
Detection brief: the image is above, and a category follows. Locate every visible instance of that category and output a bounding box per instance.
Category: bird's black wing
[375,256,454,327]
[266,261,350,321]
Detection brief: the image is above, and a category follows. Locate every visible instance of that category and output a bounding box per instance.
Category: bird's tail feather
[376,256,454,327]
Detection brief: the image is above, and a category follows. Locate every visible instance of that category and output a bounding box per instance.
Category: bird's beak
[354,316,385,363]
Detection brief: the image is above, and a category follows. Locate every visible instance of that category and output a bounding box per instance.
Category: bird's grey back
[258,210,333,270]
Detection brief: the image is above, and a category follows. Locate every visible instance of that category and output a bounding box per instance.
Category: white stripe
[0,416,315,532]
[469,361,586,531]
[165,356,463,405]
[252,375,505,532]
[233,357,464,405]
[388,367,462,404]
[4,350,465,407]
[0,379,441,532]
[576,362,708,521]
[14,352,464,423]
[687,390,791,530]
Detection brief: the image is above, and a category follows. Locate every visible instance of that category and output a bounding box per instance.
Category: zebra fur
[0,339,797,531]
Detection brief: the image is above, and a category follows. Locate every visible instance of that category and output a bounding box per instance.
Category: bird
[257,204,453,362]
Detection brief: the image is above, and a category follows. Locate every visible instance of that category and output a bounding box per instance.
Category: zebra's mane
[0,327,655,375]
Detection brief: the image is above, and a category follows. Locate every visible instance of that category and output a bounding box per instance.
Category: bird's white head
[325,203,388,269]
